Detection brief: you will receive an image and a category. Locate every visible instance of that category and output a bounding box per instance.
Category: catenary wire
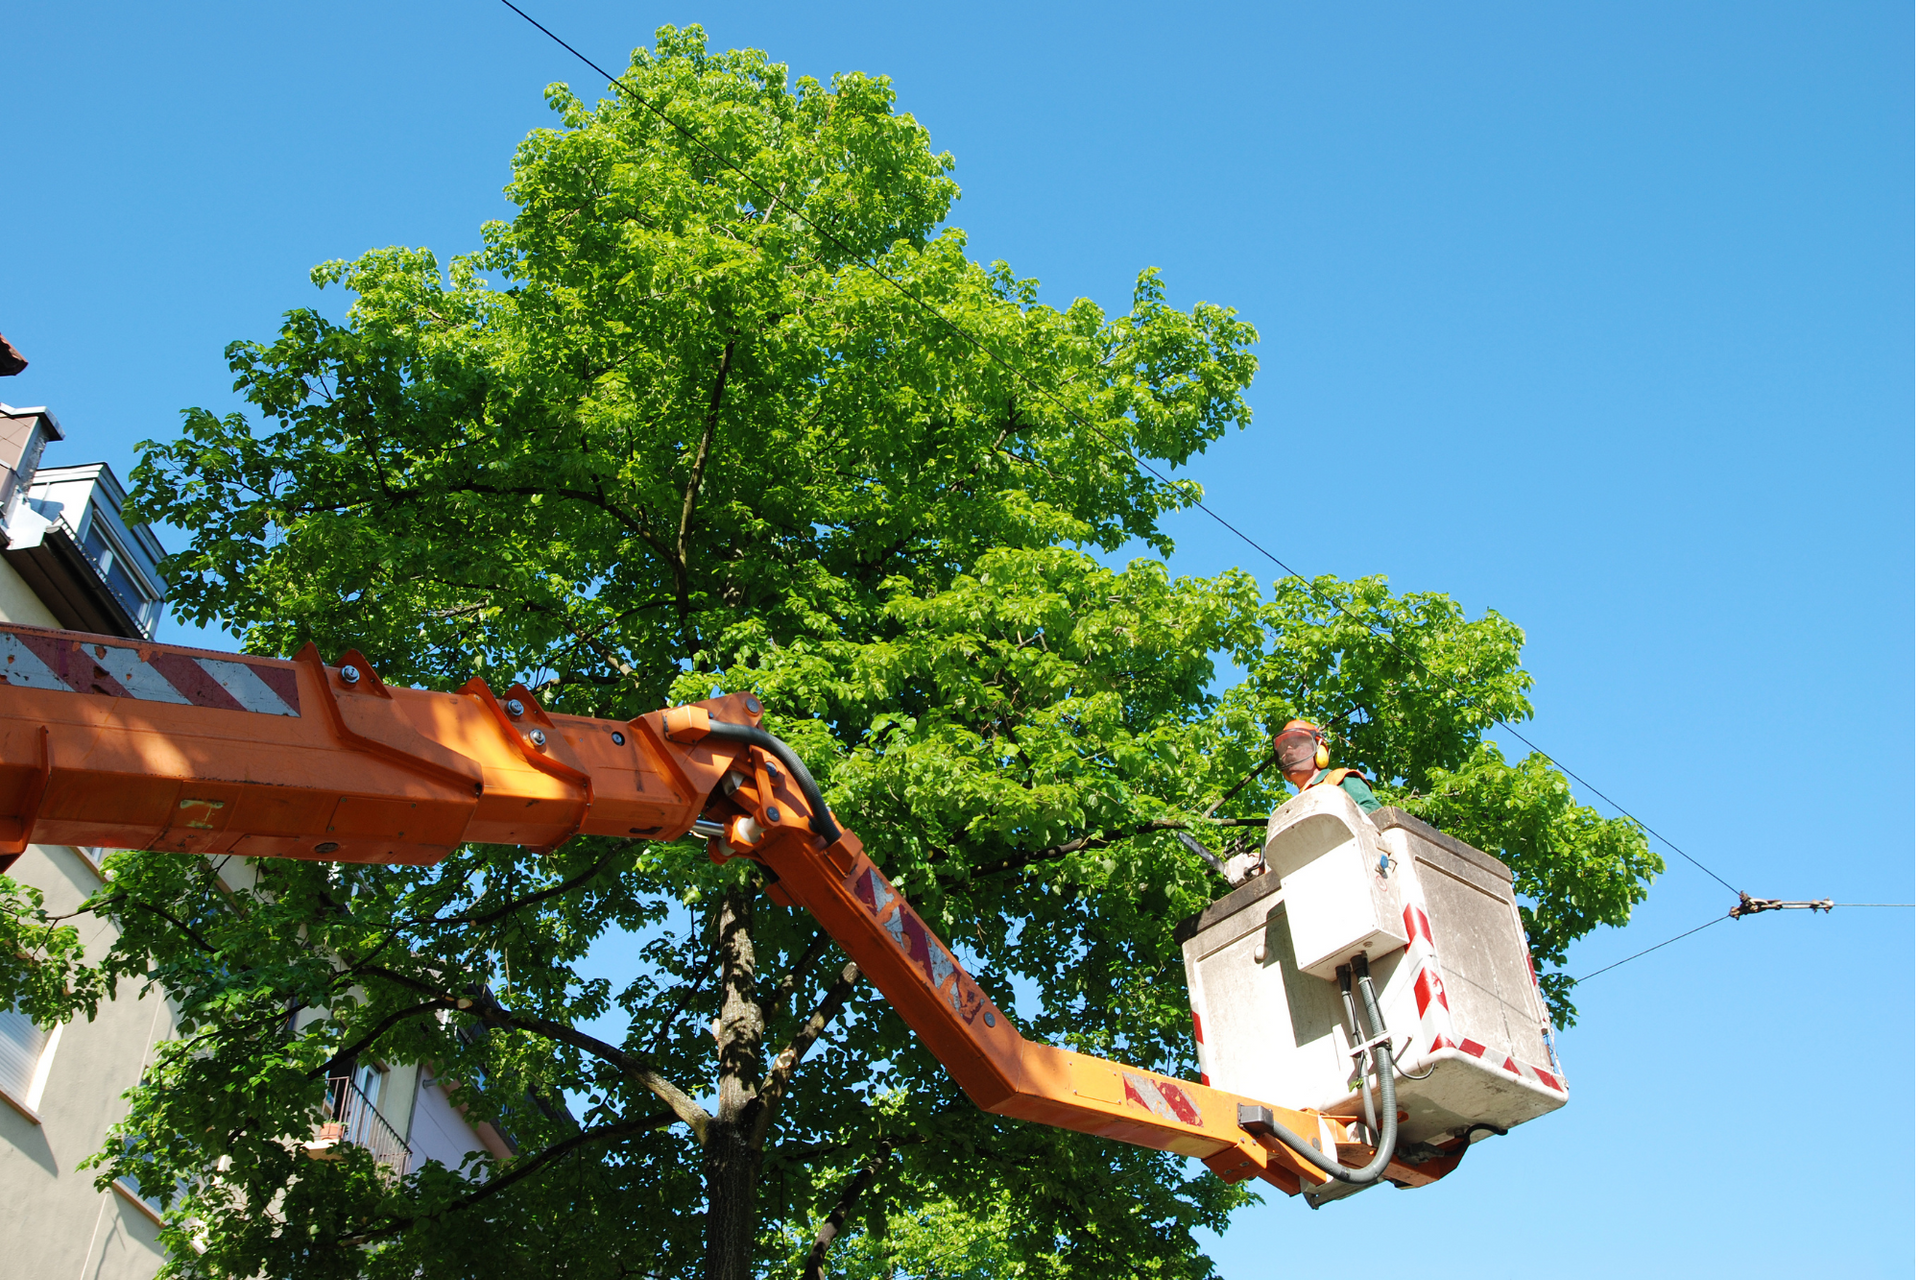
[498,0,1744,898]
[1568,899,1906,984]
[1567,915,1726,985]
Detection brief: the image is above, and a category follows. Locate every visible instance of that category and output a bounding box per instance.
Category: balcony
[308,1074,413,1176]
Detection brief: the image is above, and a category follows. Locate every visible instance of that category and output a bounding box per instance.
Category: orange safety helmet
[1273,719,1331,774]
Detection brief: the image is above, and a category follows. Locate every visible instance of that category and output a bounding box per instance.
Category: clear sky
[4,2,1912,1275]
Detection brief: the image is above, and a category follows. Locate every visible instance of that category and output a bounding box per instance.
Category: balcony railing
[309,1075,412,1176]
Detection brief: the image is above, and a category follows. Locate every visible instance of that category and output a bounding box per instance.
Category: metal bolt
[744,695,762,714]
[505,698,525,718]
[611,731,626,746]
[313,841,339,855]
[983,1010,996,1028]
[339,665,361,686]
[765,805,782,824]
[764,761,781,782]
[528,729,547,749]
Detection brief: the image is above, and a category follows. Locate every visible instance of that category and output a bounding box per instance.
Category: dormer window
[0,455,167,640]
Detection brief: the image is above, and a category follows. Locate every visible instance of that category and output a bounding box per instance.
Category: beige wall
[0,555,60,628]
[0,845,170,1279]
[0,556,170,1278]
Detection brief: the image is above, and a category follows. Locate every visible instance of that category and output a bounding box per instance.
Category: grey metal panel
[1393,828,1553,1074]
[1175,867,1279,944]
[1371,806,1514,884]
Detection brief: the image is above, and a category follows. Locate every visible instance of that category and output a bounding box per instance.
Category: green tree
[0,26,1655,1280]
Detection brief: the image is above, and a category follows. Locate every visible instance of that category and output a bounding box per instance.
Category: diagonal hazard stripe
[91,644,191,703]
[0,627,302,717]
[198,658,300,717]
[0,632,80,691]
[142,651,248,713]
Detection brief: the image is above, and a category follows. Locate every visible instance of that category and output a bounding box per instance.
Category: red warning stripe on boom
[0,628,301,716]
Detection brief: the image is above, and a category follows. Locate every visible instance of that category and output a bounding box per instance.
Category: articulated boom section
[0,622,1447,1197]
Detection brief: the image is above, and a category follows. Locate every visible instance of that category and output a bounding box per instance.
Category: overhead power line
[499,1,1743,898]
[1570,897,1909,984]
[1568,915,1726,985]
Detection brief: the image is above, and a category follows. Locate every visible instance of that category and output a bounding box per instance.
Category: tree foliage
[0,26,1656,1278]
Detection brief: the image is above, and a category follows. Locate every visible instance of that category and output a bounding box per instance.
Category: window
[354,1060,386,1111]
[0,1003,60,1117]
[81,515,117,577]
[79,508,159,633]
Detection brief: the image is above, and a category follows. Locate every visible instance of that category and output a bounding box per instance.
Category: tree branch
[392,479,673,565]
[313,1001,445,1079]
[965,818,1189,881]
[430,842,631,930]
[749,960,860,1148]
[357,968,713,1141]
[336,1109,674,1247]
[760,930,831,1019]
[801,1139,894,1280]
[672,339,735,660]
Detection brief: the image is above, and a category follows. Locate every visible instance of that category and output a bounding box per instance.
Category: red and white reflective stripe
[1436,1034,1567,1095]
[1402,903,1435,947]
[1121,1071,1204,1127]
[1395,878,1456,1057]
[0,631,301,717]
[1191,1010,1211,1086]
[1398,865,1567,1095]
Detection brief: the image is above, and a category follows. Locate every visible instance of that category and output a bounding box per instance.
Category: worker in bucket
[1222,720,1384,883]
[1274,719,1381,815]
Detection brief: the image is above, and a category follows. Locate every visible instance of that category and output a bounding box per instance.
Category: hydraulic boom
[0,622,1461,1196]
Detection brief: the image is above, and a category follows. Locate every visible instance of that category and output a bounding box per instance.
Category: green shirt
[1308,767,1382,814]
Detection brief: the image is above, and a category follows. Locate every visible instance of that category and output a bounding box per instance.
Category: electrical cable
[1566,915,1726,985]
[1566,898,1905,985]
[497,0,1744,899]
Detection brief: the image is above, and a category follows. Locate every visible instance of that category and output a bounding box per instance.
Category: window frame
[0,1013,63,1123]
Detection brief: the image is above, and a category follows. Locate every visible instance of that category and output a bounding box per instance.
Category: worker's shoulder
[1337,773,1382,812]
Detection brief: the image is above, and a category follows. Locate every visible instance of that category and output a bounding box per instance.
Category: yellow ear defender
[1313,739,1331,770]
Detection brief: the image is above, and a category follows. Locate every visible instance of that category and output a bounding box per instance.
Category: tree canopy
[0,27,1658,1279]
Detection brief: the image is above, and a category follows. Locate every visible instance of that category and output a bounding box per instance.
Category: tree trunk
[704,884,764,1280]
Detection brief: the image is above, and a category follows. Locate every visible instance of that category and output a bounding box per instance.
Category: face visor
[1275,729,1321,774]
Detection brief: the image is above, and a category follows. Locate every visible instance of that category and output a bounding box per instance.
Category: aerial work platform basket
[1177,789,1568,1167]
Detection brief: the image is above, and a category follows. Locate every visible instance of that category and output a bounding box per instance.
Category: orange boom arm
[0,623,1432,1196]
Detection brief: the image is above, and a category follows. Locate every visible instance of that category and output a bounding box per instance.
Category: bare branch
[336,1109,675,1247]
[357,968,713,1141]
[801,1139,894,1280]
[749,960,860,1148]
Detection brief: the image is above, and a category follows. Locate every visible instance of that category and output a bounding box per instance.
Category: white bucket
[1178,788,1569,1151]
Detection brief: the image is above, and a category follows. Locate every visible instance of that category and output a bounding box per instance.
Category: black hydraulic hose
[1256,954,1398,1187]
[1336,965,1378,1140]
[703,720,842,844]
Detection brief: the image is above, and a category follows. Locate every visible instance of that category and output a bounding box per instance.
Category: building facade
[0,405,496,1278]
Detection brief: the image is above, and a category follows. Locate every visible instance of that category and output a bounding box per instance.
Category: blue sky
[4,2,1912,1275]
